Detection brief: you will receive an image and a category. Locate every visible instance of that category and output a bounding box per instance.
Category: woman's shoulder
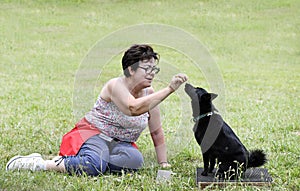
[100,77,125,101]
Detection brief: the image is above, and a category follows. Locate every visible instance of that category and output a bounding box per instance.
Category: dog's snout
[185,83,191,87]
[185,83,193,91]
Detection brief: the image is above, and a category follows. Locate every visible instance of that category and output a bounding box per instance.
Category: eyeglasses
[138,66,160,74]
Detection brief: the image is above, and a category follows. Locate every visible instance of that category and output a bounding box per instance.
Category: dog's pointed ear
[210,93,218,100]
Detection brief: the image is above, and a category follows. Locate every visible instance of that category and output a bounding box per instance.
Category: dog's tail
[247,149,267,168]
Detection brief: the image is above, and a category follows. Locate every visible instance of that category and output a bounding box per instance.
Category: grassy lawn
[1,0,299,190]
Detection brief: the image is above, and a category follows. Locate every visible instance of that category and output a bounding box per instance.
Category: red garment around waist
[59,118,100,156]
[59,118,138,156]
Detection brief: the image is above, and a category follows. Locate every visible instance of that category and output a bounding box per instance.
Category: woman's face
[131,57,159,89]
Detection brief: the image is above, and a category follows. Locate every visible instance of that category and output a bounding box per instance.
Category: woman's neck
[121,76,143,98]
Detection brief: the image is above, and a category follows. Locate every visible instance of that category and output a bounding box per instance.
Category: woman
[6,44,188,176]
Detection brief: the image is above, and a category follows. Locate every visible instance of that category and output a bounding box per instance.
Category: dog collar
[192,112,213,123]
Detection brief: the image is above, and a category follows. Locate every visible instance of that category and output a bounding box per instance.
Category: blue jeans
[64,135,144,176]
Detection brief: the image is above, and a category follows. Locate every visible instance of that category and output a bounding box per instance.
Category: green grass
[1,0,299,190]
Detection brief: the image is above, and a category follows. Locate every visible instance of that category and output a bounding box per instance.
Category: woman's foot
[6,153,46,171]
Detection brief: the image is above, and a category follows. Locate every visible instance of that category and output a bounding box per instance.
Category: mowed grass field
[0,0,299,190]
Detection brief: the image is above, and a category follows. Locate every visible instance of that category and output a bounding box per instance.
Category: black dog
[184,83,266,179]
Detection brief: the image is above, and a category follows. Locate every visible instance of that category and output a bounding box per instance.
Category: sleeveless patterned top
[85,96,149,142]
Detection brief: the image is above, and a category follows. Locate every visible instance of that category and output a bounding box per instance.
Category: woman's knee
[131,151,144,168]
[110,145,144,170]
[108,153,143,174]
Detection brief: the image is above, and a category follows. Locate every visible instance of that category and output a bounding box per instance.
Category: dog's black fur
[184,83,267,179]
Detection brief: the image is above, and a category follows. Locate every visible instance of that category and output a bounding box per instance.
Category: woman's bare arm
[101,78,173,116]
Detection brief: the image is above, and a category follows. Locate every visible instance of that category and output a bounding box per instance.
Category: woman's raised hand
[169,73,188,91]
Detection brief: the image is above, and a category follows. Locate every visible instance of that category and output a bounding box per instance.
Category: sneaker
[6,153,46,171]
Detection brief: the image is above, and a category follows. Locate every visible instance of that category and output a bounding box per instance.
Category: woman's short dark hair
[122,44,159,77]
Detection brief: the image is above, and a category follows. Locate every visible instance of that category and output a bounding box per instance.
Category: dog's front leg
[209,157,216,173]
[201,153,210,176]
